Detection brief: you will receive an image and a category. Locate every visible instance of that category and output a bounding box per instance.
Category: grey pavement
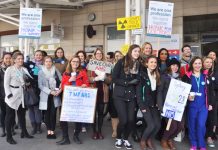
[0,118,217,150]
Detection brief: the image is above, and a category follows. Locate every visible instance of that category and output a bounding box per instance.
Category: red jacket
[61,69,90,90]
[180,64,189,78]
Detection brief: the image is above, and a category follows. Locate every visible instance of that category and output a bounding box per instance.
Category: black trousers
[141,107,161,140]
[114,99,136,140]
[5,104,27,139]
[60,121,81,138]
[108,95,118,118]
[93,103,104,133]
[0,99,6,130]
[45,96,57,131]
[207,100,218,137]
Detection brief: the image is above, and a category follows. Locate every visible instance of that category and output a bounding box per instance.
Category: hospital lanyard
[194,75,201,93]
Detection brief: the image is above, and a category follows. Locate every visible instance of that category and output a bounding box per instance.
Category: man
[106,52,114,63]
[180,45,192,77]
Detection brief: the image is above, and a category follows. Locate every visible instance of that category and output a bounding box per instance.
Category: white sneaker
[123,140,133,149]
[115,139,123,149]
[82,127,86,133]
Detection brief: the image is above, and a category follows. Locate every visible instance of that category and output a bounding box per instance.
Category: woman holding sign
[182,57,213,150]
[136,55,161,150]
[113,44,140,149]
[157,58,184,150]
[57,55,90,145]
[88,48,112,140]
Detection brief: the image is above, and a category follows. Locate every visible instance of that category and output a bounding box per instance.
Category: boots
[1,126,6,137]
[146,138,154,150]
[167,139,176,150]
[140,140,146,150]
[111,118,119,138]
[31,122,37,135]
[36,123,42,134]
[161,139,170,150]
[21,129,34,139]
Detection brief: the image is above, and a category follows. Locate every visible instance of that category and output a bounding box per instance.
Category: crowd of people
[0,44,217,150]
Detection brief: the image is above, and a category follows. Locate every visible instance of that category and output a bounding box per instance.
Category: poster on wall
[147,1,174,38]
[60,86,97,123]
[19,8,42,39]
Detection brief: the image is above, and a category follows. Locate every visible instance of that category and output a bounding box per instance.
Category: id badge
[196,92,202,96]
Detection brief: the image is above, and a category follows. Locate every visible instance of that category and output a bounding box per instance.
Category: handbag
[24,87,39,106]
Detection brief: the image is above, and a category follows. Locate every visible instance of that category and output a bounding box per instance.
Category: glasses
[72,61,79,64]
[96,53,102,55]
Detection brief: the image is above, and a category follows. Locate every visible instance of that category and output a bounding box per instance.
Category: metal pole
[125,0,131,45]
[35,3,40,51]
[135,0,141,45]
[19,1,24,52]
[141,0,146,44]
[24,0,30,61]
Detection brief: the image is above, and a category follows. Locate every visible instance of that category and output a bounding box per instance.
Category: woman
[53,47,68,75]
[207,51,217,69]
[182,57,213,150]
[4,52,33,144]
[76,50,87,69]
[157,58,184,150]
[0,52,12,137]
[141,42,153,64]
[24,50,43,135]
[38,56,62,139]
[114,51,123,64]
[88,48,111,140]
[136,55,161,150]
[56,55,90,145]
[157,48,170,74]
[113,44,140,149]
[203,57,216,148]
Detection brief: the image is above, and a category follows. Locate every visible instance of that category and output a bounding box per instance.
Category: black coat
[157,73,181,111]
[136,66,157,110]
[112,58,139,102]
[182,72,214,107]
[0,65,7,100]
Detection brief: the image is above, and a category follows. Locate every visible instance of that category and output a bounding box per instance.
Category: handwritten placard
[162,78,191,121]
[87,59,113,74]
[60,86,97,123]
[19,8,42,39]
[147,1,174,38]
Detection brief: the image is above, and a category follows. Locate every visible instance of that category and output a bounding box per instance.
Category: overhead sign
[117,16,141,30]
[147,1,174,38]
[60,86,97,123]
[120,44,130,55]
[19,8,42,39]
[87,59,113,74]
[162,79,191,121]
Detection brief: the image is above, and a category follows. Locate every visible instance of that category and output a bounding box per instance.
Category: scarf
[33,59,43,66]
[53,58,65,64]
[147,68,156,91]
[41,66,56,90]
[129,60,139,74]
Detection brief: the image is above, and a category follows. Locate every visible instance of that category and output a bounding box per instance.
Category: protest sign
[117,16,141,30]
[19,8,42,39]
[60,86,97,123]
[87,59,113,74]
[162,78,191,122]
[147,1,174,38]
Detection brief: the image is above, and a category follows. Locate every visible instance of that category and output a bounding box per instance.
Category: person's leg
[197,106,208,149]
[5,104,15,141]
[28,106,37,135]
[33,105,42,133]
[45,97,52,132]
[150,108,161,138]
[74,122,82,144]
[50,99,57,132]
[56,121,70,145]
[92,103,98,139]
[187,107,198,148]
[0,100,6,137]
[97,103,104,139]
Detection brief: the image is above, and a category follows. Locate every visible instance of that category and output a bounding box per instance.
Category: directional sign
[117,16,141,30]
[168,50,180,55]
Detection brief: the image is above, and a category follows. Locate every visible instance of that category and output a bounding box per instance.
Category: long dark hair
[145,55,161,85]
[188,56,203,73]
[54,47,66,60]
[157,48,170,66]
[123,44,140,74]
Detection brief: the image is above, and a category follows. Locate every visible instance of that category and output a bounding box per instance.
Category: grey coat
[38,68,62,110]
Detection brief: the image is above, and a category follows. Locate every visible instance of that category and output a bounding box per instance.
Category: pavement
[0,118,217,150]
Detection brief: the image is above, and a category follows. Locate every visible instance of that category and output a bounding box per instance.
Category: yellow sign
[121,44,130,55]
[117,16,141,30]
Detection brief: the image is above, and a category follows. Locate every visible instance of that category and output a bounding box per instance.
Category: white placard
[147,1,174,38]
[19,8,42,39]
[87,59,113,74]
[60,86,97,123]
[162,78,191,121]
[132,28,143,35]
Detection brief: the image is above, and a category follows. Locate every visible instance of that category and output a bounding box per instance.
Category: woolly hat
[168,58,181,69]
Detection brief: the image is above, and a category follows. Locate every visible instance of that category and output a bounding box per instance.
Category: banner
[87,59,113,74]
[19,8,42,39]
[162,78,191,121]
[60,86,97,123]
[117,16,141,30]
[147,1,174,38]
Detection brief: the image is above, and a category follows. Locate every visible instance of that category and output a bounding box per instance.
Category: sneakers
[190,146,197,150]
[123,140,133,149]
[82,127,86,133]
[115,139,123,149]
[207,139,215,148]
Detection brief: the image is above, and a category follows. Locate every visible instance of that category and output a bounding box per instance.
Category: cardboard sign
[162,78,191,121]
[147,1,174,38]
[87,59,113,74]
[19,8,42,39]
[117,16,141,30]
[60,86,97,123]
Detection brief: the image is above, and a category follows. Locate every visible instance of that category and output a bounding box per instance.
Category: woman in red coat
[56,55,89,145]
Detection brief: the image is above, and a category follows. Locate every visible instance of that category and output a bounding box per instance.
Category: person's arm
[38,70,51,95]
[157,75,165,111]
[61,73,71,90]
[4,67,12,98]
[136,81,148,112]
[81,70,90,87]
